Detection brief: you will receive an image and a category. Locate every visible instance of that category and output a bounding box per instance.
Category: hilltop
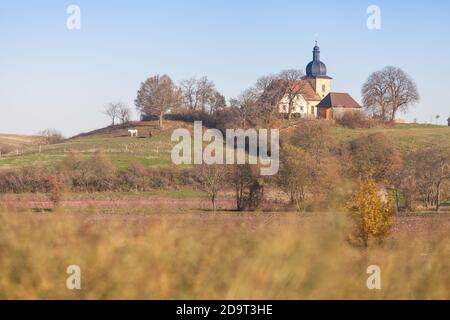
[0,121,448,170]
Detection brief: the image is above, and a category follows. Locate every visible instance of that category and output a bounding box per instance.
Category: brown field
[0,122,448,300]
[0,194,448,300]
[0,133,45,156]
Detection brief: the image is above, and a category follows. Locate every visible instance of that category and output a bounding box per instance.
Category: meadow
[1,122,449,170]
[0,207,448,300]
[0,121,449,300]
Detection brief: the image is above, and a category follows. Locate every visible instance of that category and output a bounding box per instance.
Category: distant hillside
[0,121,448,169]
[0,121,191,169]
[0,134,46,155]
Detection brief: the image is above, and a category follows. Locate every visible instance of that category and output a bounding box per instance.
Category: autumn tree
[47,174,66,209]
[135,75,182,128]
[362,66,420,121]
[346,178,394,248]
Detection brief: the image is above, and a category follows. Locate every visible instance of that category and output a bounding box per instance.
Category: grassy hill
[0,134,46,156]
[0,121,449,170]
[0,121,193,170]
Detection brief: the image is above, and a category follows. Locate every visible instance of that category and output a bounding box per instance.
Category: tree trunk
[436,181,441,212]
[288,102,293,121]
[212,194,216,212]
[159,113,164,129]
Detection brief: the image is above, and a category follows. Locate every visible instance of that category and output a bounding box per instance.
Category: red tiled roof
[270,80,322,101]
[317,92,361,109]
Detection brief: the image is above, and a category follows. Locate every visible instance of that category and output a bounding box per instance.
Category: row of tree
[132,69,319,129]
[103,66,421,128]
[134,75,226,128]
[104,102,132,126]
[194,121,449,214]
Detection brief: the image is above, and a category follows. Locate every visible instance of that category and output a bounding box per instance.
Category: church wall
[332,107,362,120]
[278,94,308,114]
[307,100,320,117]
[314,78,331,99]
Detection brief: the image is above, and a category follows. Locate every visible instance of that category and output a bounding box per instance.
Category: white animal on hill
[128,129,138,137]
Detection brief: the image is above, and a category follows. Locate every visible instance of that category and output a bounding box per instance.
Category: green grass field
[1,121,449,170]
[0,122,176,169]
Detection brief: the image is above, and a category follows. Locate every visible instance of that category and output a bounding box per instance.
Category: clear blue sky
[1,0,449,136]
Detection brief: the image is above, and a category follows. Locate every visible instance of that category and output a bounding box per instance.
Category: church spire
[313,42,320,61]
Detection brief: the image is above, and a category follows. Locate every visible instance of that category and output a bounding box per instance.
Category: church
[277,43,361,120]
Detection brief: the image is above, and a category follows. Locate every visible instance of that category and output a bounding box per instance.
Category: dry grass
[0,209,448,300]
[0,134,45,155]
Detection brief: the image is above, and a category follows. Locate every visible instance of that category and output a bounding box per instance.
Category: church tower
[304,42,332,99]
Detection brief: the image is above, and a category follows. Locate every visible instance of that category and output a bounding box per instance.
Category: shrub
[228,164,265,211]
[290,120,337,161]
[345,133,402,183]
[117,161,149,192]
[68,152,116,192]
[336,112,371,129]
[47,175,65,208]
[39,129,65,144]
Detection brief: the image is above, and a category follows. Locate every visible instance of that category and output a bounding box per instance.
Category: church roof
[317,92,362,109]
[306,43,328,77]
[259,79,322,107]
[270,79,322,101]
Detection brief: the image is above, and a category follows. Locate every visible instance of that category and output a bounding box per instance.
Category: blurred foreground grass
[0,209,448,300]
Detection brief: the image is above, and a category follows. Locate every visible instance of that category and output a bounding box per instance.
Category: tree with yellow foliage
[346,178,394,248]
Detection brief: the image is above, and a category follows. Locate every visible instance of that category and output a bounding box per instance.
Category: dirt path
[1,197,238,210]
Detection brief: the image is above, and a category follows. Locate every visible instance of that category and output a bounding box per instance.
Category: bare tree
[277,69,306,121]
[362,66,420,121]
[230,74,284,129]
[406,147,450,211]
[118,104,132,125]
[195,164,227,212]
[254,74,281,125]
[180,77,198,111]
[209,91,227,114]
[277,145,316,212]
[180,76,223,113]
[135,75,182,128]
[228,164,265,212]
[39,129,65,145]
[104,103,121,126]
[197,77,215,113]
[230,89,259,129]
